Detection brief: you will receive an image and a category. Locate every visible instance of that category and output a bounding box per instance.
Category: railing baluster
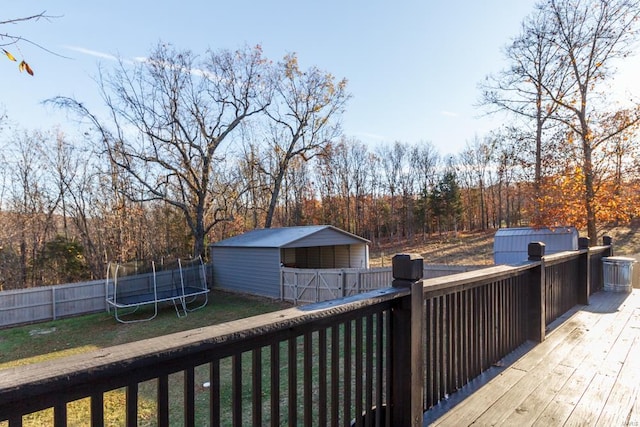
[424,297,433,409]
[54,402,66,427]
[436,295,443,401]
[184,367,195,426]
[354,317,363,427]
[8,414,22,427]
[489,282,496,365]
[270,343,280,427]
[210,360,220,426]
[232,354,242,426]
[443,293,451,395]
[463,289,470,384]
[252,348,262,426]
[384,310,391,427]
[91,393,104,427]
[343,320,352,427]
[375,312,383,426]
[452,291,460,391]
[474,286,481,377]
[288,337,297,426]
[331,324,340,426]
[158,375,169,426]
[364,315,373,425]
[318,329,328,426]
[482,284,490,371]
[126,384,137,427]
[498,280,505,357]
[303,332,312,426]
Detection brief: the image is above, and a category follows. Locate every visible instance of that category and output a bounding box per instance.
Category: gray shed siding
[211,247,281,298]
[351,244,368,268]
[494,226,579,265]
[211,226,370,298]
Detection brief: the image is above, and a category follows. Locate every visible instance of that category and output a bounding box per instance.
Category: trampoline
[105,256,210,323]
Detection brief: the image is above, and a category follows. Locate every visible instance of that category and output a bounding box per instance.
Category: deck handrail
[0,241,613,426]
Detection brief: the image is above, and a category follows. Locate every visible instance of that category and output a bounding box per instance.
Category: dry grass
[368,226,640,267]
[369,230,496,267]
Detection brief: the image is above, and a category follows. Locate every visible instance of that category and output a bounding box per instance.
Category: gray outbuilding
[493,226,579,265]
[210,225,370,298]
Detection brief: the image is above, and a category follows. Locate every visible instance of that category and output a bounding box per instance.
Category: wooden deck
[424,288,640,426]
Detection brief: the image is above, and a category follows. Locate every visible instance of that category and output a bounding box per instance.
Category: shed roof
[494,226,577,238]
[211,225,370,248]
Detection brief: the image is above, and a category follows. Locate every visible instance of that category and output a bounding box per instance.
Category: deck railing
[0,240,612,426]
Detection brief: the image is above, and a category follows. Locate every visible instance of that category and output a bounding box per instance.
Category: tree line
[1,0,640,289]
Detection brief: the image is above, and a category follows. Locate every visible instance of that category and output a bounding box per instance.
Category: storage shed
[210,225,370,298]
[494,226,579,265]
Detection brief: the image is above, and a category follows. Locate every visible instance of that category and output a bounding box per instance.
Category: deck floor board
[424,289,640,426]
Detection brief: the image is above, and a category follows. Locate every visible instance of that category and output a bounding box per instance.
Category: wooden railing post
[603,235,613,257]
[391,254,424,426]
[578,237,590,305]
[528,242,546,343]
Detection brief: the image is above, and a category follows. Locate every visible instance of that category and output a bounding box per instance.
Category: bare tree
[348,140,372,237]
[237,140,270,229]
[458,136,495,230]
[262,53,350,228]
[50,43,272,258]
[481,6,570,224]
[412,142,440,238]
[377,142,407,241]
[5,131,61,286]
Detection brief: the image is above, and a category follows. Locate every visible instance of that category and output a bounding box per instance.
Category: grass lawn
[0,290,293,426]
[0,291,370,426]
[0,290,291,369]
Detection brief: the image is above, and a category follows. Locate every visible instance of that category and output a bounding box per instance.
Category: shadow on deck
[424,289,640,426]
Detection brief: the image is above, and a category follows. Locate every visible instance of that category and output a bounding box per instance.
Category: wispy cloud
[65,47,215,79]
[441,110,458,117]
[63,45,119,62]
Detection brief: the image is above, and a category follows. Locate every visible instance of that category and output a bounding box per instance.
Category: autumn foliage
[2,48,34,75]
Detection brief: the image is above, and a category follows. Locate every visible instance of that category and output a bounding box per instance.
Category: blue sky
[2,1,638,156]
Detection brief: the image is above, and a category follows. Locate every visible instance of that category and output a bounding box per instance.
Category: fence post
[578,237,590,304]
[52,287,57,321]
[390,254,424,426]
[528,242,546,343]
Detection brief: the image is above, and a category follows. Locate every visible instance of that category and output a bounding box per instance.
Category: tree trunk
[582,141,597,245]
[534,106,543,225]
[265,164,287,229]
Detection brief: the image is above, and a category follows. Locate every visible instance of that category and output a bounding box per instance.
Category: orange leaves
[3,48,34,76]
[533,169,586,229]
[530,166,640,229]
[594,179,640,224]
[19,60,34,76]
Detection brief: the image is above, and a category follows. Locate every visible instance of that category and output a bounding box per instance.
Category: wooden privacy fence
[0,264,213,329]
[0,240,613,426]
[0,280,107,329]
[281,264,478,304]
